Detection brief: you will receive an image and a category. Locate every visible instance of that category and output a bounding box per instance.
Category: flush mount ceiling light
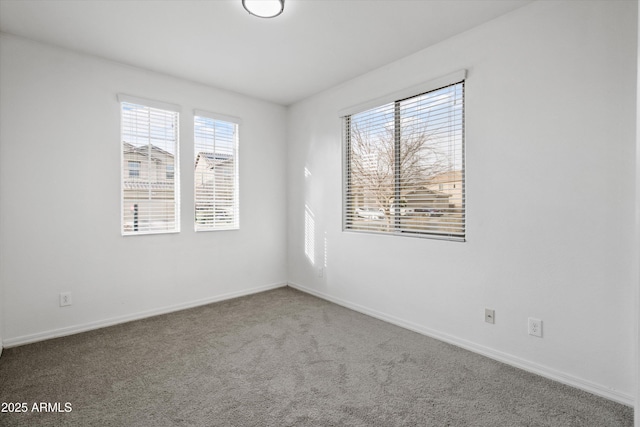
[242,0,285,18]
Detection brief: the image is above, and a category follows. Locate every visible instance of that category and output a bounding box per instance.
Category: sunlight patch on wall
[323,231,328,268]
[305,204,315,265]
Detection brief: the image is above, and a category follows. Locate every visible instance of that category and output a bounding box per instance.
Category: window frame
[193,110,241,232]
[341,71,466,242]
[118,94,181,236]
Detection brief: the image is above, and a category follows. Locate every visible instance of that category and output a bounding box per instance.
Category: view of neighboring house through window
[120,96,180,235]
[194,112,239,231]
[343,80,465,241]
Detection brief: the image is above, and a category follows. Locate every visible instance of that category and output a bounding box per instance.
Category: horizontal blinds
[194,115,239,231]
[344,81,465,241]
[117,94,181,113]
[339,70,466,118]
[194,110,243,125]
[121,101,180,235]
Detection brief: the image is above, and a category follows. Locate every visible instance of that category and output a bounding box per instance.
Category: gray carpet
[0,287,633,426]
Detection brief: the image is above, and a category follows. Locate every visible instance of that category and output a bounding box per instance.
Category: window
[128,161,141,178]
[194,111,240,231]
[119,95,180,235]
[343,77,465,241]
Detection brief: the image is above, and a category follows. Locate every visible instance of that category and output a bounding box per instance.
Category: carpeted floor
[0,287,633,426]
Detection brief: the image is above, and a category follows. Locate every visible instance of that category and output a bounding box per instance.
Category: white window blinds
[120,99,180,235]
[194,113,240,231]
[343,81,465,241]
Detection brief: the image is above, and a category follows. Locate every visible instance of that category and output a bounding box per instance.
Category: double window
[343,75,465,241]
[119,96,240,235]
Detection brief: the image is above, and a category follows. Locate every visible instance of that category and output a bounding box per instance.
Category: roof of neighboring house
[123,142,175,160]
[195,152,233,169]
[122,180,174,191]
[428,170,463,184]
[405,186,450,199]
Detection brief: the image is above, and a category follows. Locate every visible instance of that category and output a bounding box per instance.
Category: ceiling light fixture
[242,0,285,18]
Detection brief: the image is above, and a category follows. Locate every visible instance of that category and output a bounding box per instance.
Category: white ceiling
[0,0,533,106]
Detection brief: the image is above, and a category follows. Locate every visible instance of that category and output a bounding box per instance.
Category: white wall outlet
[318,267,324,278]
[484,308,495,324]
[528,317,542,337]
[60,292,72,307]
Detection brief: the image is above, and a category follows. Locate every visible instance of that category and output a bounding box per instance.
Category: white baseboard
[287,281,634,407]
[3,282,287,348]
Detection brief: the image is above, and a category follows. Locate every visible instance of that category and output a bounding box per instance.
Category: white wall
[0,264,3,356]
[636,2,640,424]
[287,0,637,404]
[0,34,288,345]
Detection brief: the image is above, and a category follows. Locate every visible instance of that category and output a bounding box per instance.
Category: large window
[120,96,180,235]
[194,112,240,231]
[343,79,465,241]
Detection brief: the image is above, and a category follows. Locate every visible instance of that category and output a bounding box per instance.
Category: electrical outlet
[318,267,324,278]
[528,317,542,337]
[60,292,72,307]
[485,308,495,324]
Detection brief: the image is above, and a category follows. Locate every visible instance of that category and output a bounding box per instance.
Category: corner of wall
[635,0,640,423]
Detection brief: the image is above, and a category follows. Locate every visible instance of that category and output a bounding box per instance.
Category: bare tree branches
[349,118,450,230]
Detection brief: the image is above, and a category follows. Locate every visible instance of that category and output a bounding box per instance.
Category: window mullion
[345,117,352,230]
[146,109,152,218]
[394,101,401,231]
